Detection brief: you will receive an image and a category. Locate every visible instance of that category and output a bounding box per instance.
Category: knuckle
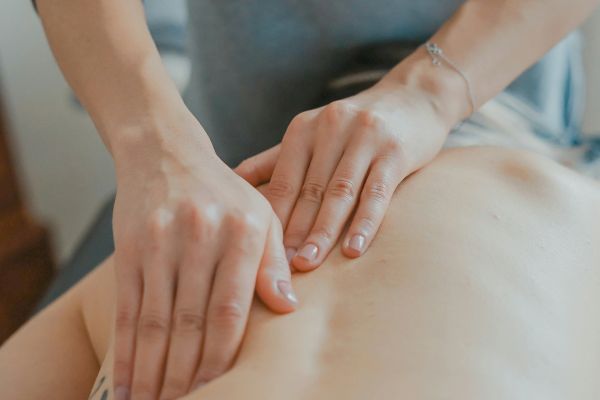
[355,109,386,130]
[311,226,335,243]
[146,209,174,247]
[180,198,202,223]
[138,313,170,338]
[356,216,377,233]
[178,197,198,215]
[267,179,296,200]
[186,205,222,242]
[326,177,355,202]
[267,251,289,268]
[226,211,262,236]
[211,300,245,328]
[384,136,404,154]
[364,180,391,203]
[322,101,355,124]
[236,157,255,175]
[284,228,309,246]
[202,206,223,230]
[173,309,206,334]
[185,207,205,239]
[113,359,132,378]
[300,180,326,204]
[114,233,137,255]
[288,111,312,132]
[115,308,137,330]
[382,140,409,171]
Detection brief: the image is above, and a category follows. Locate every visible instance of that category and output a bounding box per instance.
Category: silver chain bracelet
[424,42,476,117]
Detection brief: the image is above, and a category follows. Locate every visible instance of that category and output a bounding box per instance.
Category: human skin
[235,0,600,272]
[1,146,600,399]
[32,0,600,396]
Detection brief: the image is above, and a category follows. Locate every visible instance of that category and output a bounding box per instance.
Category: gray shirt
[183,1,584,165]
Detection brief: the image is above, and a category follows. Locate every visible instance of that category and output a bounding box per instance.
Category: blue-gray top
[184,1,584,165]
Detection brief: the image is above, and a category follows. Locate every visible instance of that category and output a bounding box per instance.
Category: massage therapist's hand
[236,72,460,271]
[110,119,298,400]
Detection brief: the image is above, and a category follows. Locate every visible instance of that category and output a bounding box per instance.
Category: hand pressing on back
[235,65,462,271]
[110,117,298,400]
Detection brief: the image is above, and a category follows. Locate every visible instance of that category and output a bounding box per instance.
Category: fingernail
[285,247,297,264]
[348,234,366,254]
[297,243,318,262]
[114,386,130,400]
[277,280,299,305]
[192,381,207,391]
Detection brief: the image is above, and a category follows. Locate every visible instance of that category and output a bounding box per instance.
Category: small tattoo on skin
[89,376,106,399]
[90,375,111,400]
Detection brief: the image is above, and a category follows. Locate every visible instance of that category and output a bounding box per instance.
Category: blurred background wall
[0,0,187,263]
[0,2,599,264]
[0,0,115,263]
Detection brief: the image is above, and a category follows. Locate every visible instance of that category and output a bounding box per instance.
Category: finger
[265,112,315,228]
[113,253,142,400]
[285,146,343,269]
[343,154,406,258]
[234,144,281,187]
[293,137,375,271]
[192,219,266,387]
[287,104,353,269]
[130,234,177,399]
[256,215,298,313]
[159,210,220,399]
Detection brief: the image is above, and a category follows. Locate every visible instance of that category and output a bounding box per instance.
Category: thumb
[255,215,298,313]
[234,144,281,187]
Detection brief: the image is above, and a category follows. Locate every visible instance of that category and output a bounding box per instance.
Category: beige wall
[0,0,115,262]
[0,2,599,262]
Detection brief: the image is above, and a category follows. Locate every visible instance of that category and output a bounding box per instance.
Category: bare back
[3,146,600,400]
[89,147,600,399]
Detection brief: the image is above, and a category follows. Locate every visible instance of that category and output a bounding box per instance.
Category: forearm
[36,0,206,157]
[384,0,599,125]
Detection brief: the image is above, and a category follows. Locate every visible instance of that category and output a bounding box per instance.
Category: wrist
[110,111,216,176]
[86,51,195,150]
[379,46,472,129]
